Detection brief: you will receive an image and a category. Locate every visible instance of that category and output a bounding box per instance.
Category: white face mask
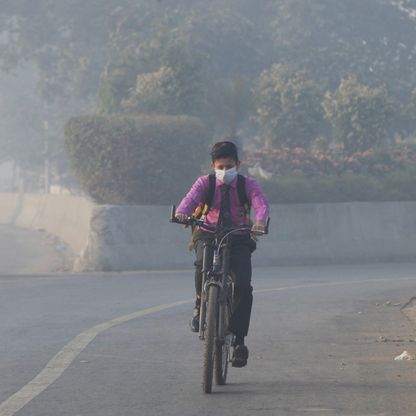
[215,167,238,184]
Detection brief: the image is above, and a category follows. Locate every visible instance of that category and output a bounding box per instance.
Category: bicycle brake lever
[264,218,270,235]
[169,205,177,223]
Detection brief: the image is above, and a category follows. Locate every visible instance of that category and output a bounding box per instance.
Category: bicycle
[170,205,269,393]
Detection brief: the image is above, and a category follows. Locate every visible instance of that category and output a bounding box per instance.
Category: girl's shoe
[189,308,199,332]
[231,344,249,367]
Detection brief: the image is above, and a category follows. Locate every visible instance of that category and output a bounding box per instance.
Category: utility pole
[44,120,50,194]
[43,104,50,194]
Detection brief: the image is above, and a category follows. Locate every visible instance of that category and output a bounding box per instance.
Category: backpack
[188,174,251,250]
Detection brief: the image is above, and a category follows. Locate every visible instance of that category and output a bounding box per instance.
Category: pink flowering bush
[245,145,416,177]
[244,145,416,203]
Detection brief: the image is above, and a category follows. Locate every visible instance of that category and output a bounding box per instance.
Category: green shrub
[260,167,416,204]
[64,114,210,204]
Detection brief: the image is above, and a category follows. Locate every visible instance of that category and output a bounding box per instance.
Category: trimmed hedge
[260,166,416,204]
[64,114,210,204]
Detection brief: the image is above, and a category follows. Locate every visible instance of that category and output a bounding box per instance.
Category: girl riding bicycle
[175,140,270,368]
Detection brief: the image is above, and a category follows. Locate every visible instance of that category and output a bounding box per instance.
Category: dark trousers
[193,230,256,338]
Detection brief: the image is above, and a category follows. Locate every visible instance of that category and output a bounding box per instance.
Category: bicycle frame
[199,234,232,341]
[198,231,236,390]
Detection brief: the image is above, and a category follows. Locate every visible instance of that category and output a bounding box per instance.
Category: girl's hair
[211,140,239,162]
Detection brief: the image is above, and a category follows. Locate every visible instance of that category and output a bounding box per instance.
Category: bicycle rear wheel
[203,285,218,394]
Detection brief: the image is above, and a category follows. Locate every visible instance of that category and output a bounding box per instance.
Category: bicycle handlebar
[169,205,269,235]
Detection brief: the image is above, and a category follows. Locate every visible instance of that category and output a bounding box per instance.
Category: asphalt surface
[1,227,416,416]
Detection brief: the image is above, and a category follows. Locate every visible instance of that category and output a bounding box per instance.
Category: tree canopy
[1,0,416,187]
[3,1,415,102]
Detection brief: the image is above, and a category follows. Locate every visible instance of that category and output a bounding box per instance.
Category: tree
[97,1,267,131]
[0,1,112,188]
[3,0,416,109]
[0,0,114,102]
[0,67,94,190]
[120,46,206,117]
[270,0,416,99]
[253,64,324,148]
[322,77,393,154]
[2,0,416,188]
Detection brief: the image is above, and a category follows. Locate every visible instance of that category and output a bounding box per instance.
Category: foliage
[253,64,324,148]
[0,0,115,101]
[0,68,95,190]
[270,0,416,97]
[246,145,416,177]
[97,2,264,132]
[120,46,206,117]
[322,77,393,154]
[64,114,210,204]
[245,142,416,203]
[260,166,416,204]
[3,0,416,111]
[207,77,255,137]
[3,0,416,195]
[7,0,416,105]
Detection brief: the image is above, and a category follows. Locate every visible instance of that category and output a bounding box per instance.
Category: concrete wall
[77,201,416,271]
[1,193,415,271]
[0,193,19,224]
[75,205,194,271]
[0,193,94,256]
[260,202,416,266]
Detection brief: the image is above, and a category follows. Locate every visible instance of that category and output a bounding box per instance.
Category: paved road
[2,261,416,416]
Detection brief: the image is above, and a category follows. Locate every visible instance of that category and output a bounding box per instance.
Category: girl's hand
[175,213,188,223]
[251,221,266,235]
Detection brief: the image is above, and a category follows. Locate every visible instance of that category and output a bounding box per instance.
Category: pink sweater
[176,175,270,227]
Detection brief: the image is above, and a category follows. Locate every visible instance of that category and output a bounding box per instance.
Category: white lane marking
[254,276,416,294]
[1,275,416,416]
[0,300,191,416]
[0,270,193,284]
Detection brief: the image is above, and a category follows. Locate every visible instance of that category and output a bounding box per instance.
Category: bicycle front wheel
[203,285,218,394]
[215,296,232,385]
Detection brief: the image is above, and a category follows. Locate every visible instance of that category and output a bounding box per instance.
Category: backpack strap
[237,174,253,231]
[205,173,216,211]
[236,174,250,210]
